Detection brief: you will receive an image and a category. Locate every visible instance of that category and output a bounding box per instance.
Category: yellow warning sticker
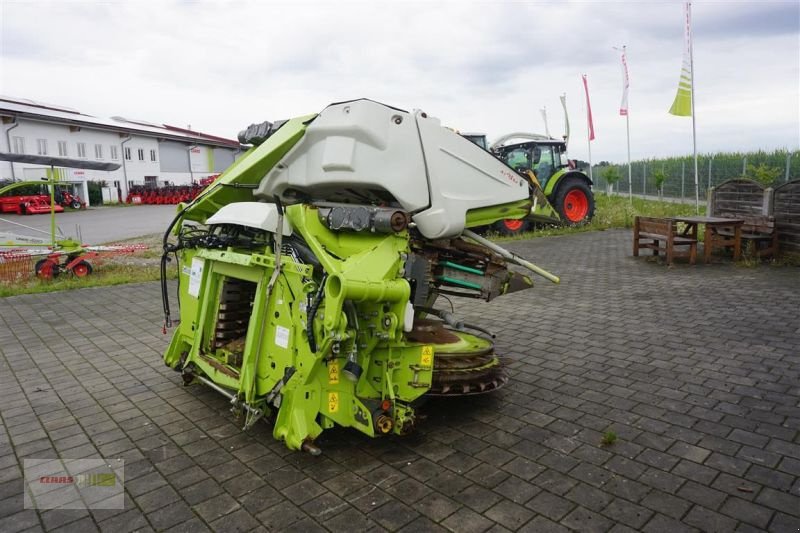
[328,392,339,413]
[420,345,433,368]
[328,361,340,385]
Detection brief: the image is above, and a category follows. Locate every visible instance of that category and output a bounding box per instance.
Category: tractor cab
[497,140,569,191]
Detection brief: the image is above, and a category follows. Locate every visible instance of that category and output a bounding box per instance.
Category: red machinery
[0,195,65,215]
[125,175,219,205]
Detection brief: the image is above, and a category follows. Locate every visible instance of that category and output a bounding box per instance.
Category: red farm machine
[126,175,219,205]
[0,152,144,281]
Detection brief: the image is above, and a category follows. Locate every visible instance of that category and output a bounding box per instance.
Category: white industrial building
[0,96,242,205]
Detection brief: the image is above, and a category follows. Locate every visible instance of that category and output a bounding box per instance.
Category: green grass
[0,264,175,298]
[494,193,705,242]
[600,430,618,447]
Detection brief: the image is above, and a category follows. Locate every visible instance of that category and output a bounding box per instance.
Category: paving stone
[769,512,800,532]
[324,507,377,533]
[255,501,307,530]
[744,464,794,492]
[179,478,224,506]
[454,484,501,513]
[561,505,614,532]
[755,487,800,517]
[414,491,460,522]
[641,489,692,520]
[602,497,654,529]
[668,441,711,464]
[493,475,540,505]
[683,505,739,532]
[565,483,614,512]
[525,490,575,522]
[642,513,699,533]
[518,515,569,533]
[441,506,493,533]
[97,509,149,533]
[146,501,196,531]
[134,484,180,513]
[719,496,774,529]
[2,231,799,532]
[483,499,534,530]
[677,481,727,510]
[192,491,241,522]
[208,508,259,533]
[369,500,419,530]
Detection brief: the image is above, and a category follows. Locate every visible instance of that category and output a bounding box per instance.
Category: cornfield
[590,149,799,201]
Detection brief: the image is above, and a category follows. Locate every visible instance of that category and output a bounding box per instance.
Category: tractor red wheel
[35,259,60,279]
[492,218,530,236]
[71,260,93,278]
[554,178,595,226]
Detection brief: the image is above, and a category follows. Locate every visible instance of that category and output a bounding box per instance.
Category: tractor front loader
[161,99,559,453]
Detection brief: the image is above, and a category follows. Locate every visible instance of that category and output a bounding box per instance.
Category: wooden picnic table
[674,215,744,264]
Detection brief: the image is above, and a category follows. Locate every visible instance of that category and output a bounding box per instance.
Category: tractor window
[536,146,556,187]
[505,148,531,172]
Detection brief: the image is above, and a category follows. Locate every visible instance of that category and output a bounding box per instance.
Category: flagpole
[587,122,593,182]
[626,109,632,202]
[541,107,550,138]
[581,74,594,182]
[615,45,633,203]
[688,2,699,213]
[624,45,632,203]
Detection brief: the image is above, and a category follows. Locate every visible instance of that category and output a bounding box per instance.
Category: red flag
[582,74,595,141]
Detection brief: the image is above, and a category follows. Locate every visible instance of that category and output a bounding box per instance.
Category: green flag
[669,2,693,116]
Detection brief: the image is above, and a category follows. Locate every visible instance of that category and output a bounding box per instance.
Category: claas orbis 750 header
[161,99,559,454]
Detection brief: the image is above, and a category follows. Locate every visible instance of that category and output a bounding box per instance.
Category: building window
[94,144,103,159]
[77,142,87,158]
[110,146,118,160]
[12,136,25,154]
[150,149,157,162]
[36,139,48,155]
[137,148,145,161]
[57,141,68,156]
[124,147,131,160]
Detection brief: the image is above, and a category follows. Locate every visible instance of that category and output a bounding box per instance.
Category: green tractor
[464,133,595,234]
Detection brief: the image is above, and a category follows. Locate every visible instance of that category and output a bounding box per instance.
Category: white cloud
[1,0,797,163]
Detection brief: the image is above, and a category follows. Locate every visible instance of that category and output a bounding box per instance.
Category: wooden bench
[707,179,779,259]
[633,216,697,265]
[715,215,778,258]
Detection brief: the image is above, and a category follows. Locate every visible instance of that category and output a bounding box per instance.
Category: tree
[745,163,781,187]
[653,169,667,200]
[601,166,622,195]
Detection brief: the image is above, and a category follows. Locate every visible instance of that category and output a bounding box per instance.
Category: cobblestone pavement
[1,229,798,532]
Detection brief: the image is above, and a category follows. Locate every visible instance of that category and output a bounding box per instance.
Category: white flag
[619,47,630,116]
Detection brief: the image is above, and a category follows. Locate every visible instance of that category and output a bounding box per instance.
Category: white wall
[1,118,236,202]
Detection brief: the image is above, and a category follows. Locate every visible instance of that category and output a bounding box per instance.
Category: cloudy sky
[1,1,798,163]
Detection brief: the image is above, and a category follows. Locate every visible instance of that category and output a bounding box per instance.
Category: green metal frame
[0,180,83,253]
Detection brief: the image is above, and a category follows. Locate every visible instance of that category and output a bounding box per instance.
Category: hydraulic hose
[159,180,225,330]
[306,274,328,353]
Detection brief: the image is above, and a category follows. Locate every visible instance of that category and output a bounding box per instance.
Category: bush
[744,163,782,187]
[87,181,104,205]
[601,167,622,194]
